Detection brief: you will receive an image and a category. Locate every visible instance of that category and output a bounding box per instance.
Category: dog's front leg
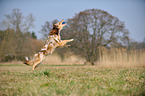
[57,39,74,47]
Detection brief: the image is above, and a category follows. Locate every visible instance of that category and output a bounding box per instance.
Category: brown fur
[49,24,59,35]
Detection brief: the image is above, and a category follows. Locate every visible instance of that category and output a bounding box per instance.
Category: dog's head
[49,19,67,36]
[53,19,67,31]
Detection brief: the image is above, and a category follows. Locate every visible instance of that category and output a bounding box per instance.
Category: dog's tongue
[62,22,66,24]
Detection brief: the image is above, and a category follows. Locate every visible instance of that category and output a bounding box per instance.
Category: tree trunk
[91,62,94,65]
[84,61,94,65]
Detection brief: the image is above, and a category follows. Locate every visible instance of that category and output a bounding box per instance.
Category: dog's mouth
[54,19,67,29]
[59,19,66,25]
[60,20,67,26]
[62,21,66,25]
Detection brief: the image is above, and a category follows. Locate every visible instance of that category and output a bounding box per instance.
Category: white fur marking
[25,57,29,61]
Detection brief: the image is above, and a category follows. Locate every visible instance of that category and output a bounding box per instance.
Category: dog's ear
[53,24,56,27]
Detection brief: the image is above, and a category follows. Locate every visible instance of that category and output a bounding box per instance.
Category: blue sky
[0,0,145,42]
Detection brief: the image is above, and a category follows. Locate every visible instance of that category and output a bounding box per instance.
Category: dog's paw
[70,39,74,41]
[65,45,71,47]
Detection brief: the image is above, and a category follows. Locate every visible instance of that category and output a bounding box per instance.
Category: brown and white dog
[24,20,73,70]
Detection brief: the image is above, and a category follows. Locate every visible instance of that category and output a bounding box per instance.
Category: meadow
[0,65,145,96]
[0,48,145,96]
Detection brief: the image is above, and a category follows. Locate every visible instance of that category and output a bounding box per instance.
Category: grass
[42,48,145,68]
[97,48,145,68]
[0,65,145,96]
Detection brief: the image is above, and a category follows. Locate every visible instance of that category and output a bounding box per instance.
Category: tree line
[0,8,145,65]
[0,9,42,62]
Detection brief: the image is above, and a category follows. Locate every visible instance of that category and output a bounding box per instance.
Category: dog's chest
[40,35,61,53]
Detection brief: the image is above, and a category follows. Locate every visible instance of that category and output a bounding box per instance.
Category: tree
[5,8,34,33]
[40,19,58,39]
[31,32,37,39]
[0,29,15,61]
[61,9,129,65]
[40,21,51,39]
[0,8,35,61]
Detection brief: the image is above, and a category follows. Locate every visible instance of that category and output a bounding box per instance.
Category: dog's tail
[23,57,34,66]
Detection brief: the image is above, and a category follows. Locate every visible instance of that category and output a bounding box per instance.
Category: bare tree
[40,21,51,39]
[40,19,58,39]
[0,8,35,61]
[5,8,34,33]
[61,9,129,65]
[0,29,15,61]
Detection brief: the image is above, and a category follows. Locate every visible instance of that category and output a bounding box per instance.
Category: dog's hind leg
[32,60,44,70]
[32,53,45,70]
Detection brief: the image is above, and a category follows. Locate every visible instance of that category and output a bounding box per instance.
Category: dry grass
[97,48,145,68]
[42,48,145,68]
[1,48,145,68]
[42,53,85,65]
[0,48,144,95]
[0,65,144,96]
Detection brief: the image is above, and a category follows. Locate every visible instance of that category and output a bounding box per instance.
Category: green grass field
[0,64,145,96]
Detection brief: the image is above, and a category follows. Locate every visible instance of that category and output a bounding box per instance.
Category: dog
[24,20,73,70]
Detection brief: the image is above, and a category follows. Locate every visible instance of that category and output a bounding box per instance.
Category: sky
[0,0,145,42]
